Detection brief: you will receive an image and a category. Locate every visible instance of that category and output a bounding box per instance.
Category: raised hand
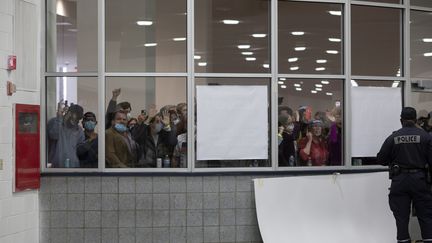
[112,88,121,101]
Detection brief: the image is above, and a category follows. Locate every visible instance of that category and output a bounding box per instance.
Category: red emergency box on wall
[14,104,40,192]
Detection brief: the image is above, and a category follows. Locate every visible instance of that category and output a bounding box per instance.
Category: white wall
[0,0,40,242]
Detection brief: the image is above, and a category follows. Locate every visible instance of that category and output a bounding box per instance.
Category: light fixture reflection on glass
[316,88,322,91]
[278,81,284,84]
[294,84,301,87]
[315,67,325,71]
[315,84,323,87]
[68,29,78,32]
[173,37,186,41]
[424,52,432,57]
[329,11,342,16]
[198,62,207,66]
[246,57,256,61]
[326,92,333,96]
[222,19,240,25]
[194,55,201,60]
[321,80,330,84]
[241,52,253,56]
[316,59,327,64]
[311,90,318,94]
[291,31,305,36]
[238,45,251,49]
[252,34,267,38]
[351,80,358,87]
[392,81,400,88]
[137,21,153,26]
[295,88,302,91]
[422,38,432,43]
[281,85,287,89]
[290,66,299,71]
[263,64,270,69]
[279,78,286,81]
[294,47,306,51]
[57,22,72,26]
[288,57,298,62]
[328,38,341,42]
[144,43,157,47]
[326,50,338,54]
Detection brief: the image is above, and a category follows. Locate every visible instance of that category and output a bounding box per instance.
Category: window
[410,10,432,79]
[278,1,343,75]
[46,77,98,168]
[277,79,343,167]
[105,77,187,168]
[351,5,402,76]
[46,0,98,72]
[195,0,270,73]
[411,0,432,8]
[358,0,402,4]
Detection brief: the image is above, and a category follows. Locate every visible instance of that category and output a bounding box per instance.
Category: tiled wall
[39,176,263,243]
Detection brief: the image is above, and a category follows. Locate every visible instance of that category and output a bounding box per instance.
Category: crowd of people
[278,105,342,167]
[47,88,187,168]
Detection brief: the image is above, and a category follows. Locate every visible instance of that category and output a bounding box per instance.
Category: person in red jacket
[298,120,329,166]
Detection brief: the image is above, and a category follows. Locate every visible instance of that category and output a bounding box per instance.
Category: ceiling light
[173,37,186,41]
[329,38,341,42]
[315,84,323,87]
[144,43,157,47]
[392,82,399,88]
[326,50,338,54]
[295,88,302,91]
[316,88,322,91]
[222,19,239,25]
[252,33,266,38]
[291,31,305,36]
[329,11,342,16]
[326,92,333,96]
[315,67,326,71]
[281,85,287,89]
[198,62,207,66]
[288,57,298,62]
[294,84,301,87]
[246,57,256,61]
[238,45,251,49]
[321,80,330,84]
[278,81,284,84]
[290,66,299,71]
[279,78,286,81]
[294,47,306,51]
[316,59,327,64]
[241,52,253,55]
[56,22,72,26]
[263,64,270,69]
[194,55,201,60]
[422,38,432,43]
[424,52,432,57]
[351,80,358,87]
[68,29,77,32]
[137,21,153,26]
[311,90,318,94]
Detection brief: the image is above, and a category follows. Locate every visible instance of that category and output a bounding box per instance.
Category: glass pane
[105,77,187,168]
[411,81,432,133]
[195,78,270,168]
[46,77,98,168]
[358,0,402,4]
[352,6,402,76]
[106,0,187,72]
[277,79,343,167]
[411,10,432,79]
[46,0,98,72]
[350,80,403,166]
[195,0,270,73]
[278,1,343,74]
[411,0,432,8]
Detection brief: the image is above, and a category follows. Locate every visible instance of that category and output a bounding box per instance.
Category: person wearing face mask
[133,110,177,167]
[105,88,133,129]
[47,102,85,168]
[327,107,342,166]
[298,120,329,166]
[278,114,297,167]
[127,118,138,132]
[77,112,98,168]
[106,111,140,168]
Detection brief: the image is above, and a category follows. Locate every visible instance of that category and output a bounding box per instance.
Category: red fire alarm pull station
[14,104,40,192]
[7,55,16,70]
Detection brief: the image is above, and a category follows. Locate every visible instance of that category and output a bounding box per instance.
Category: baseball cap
[400,107,417,120]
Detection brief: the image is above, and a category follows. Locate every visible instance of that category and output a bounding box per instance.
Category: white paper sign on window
[196,85,268,160]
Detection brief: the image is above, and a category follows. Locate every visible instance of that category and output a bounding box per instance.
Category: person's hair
[127,118,137,126]
[278,106,293,116]
[83,111,96,121]
[176,103,187,113]
[149,113,161,124]
[117,102,131,111]
[67,104,84,119]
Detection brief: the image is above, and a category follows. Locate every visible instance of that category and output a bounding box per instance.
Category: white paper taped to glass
[196,85,268,160]
[254,172,395,243]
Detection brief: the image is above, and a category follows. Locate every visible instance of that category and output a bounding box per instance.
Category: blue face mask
[114,123,127,133]
[84,121,96,131]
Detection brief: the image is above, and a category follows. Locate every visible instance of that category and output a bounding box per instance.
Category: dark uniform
[377,107,432,242]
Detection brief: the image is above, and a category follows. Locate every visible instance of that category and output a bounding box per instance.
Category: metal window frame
[41,0,419,173]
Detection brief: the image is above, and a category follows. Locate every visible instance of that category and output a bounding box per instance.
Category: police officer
[377,107,432,242]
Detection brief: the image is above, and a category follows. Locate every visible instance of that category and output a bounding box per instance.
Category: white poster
[254,172,395,243]
[196,85,268,160]
[351,86,402,157]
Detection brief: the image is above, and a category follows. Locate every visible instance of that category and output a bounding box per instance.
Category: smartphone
[141,110,147,115]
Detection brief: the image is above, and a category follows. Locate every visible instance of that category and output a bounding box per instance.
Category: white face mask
[286,123,295,133]
[173,118,180,125]
[126,113,132,120]
[154,123,163,133]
